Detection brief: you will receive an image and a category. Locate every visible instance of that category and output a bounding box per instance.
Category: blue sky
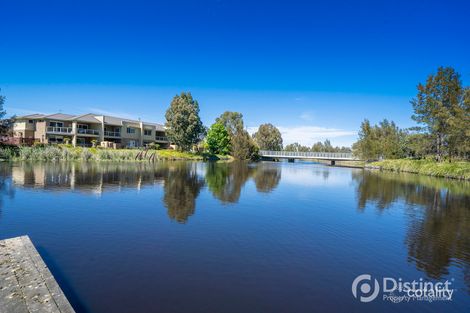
[1,0,469,146]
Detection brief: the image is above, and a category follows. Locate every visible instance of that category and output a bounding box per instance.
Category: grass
[156,149,204,160]
[316,159,365,168]
[369,159,470,180]
[0,145,231,162]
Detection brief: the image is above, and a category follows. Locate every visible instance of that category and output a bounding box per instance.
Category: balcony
[47,126,72,134]
[104,131,121,138]
[155,136,169,142]
[77,128,100,136]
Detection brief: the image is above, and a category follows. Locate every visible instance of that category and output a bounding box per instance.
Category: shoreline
[365,159,470,181]
[0,145,233,162]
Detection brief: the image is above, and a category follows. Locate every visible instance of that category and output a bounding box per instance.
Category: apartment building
[13,113,170,148]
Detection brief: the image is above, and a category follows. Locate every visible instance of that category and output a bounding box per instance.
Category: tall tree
[231,129,259,160]
[285,142,310,152]
[377,119,406,159]
[0,89,13,136]
[165,92,205,151]
[411,67,467,161]
[352,119,381,160]
[252,123,283,150]
[216,111,244,136]
[323,139,334,152]
[0,89,6,120]
[311,141,324,152]
[206,122,231,155]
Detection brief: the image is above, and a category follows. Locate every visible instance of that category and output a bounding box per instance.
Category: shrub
[0,144,19,160]
[147,143,160,150]
[81,148,95,161]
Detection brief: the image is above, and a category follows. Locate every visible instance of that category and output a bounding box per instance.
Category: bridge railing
[259,150,354,159]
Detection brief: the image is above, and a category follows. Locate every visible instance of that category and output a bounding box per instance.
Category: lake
[0,161,468,313]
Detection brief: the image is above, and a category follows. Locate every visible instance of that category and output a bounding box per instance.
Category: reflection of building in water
[8,161,284,223]
[11,162,166,195]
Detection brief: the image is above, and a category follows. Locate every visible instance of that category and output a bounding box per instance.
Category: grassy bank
[0,145,230,162]
[368,159,470,180]
[316,159,365,168]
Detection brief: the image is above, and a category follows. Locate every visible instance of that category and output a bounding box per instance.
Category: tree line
[353,67,470,161]
[285,140,351,153]
[165,92,290,160]
[164,92,353,159]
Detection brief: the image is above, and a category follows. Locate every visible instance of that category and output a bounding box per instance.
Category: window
[48,136,64,144]
[144,129,152,136]
[28,120,34,124]
[49,121,64,127]
[127,127,136,134]
[77,124,88,129]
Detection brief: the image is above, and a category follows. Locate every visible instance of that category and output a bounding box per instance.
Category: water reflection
[2,162,470,292]
[354,171,470,291]
[0,165,14,217]
[6,161,282,223]
[253,163,281,193]
[163,163,204,223]
[206,162,254,204]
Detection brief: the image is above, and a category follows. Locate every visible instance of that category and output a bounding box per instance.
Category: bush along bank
[368,159,470,180]
[0,144,233,162]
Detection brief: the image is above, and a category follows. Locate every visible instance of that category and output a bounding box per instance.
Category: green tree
[311,141,324,152]
[0,90,14,136]
[353,119,406,160]
[216,111,244,136]
[0,89,6,119]
[352,119,381,160]
[231,129,259,160]
[402,129,433,159]
[253,123,283,150]
[377,119,406,159]
[285,142,310,152]
[165,92,205,151]
[206,122,231,155]
[411,67,468,161]
[323,139,334,152]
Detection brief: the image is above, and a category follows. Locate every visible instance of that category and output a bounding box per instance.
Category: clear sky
[1,0,469,147]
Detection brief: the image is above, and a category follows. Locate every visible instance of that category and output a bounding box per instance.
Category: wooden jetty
[0,235,75,313]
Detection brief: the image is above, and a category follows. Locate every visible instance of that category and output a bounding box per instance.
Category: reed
[369,159,470,180]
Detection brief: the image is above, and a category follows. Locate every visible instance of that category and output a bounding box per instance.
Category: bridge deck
[0,235,75,313]
[259,150,358,160]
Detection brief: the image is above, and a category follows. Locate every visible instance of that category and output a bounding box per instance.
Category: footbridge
[259,150,360,165]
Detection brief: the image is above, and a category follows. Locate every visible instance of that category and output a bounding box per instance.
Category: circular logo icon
[352,274,380,302]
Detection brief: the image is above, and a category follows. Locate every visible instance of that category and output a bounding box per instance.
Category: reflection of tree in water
[353,171,470,292]
[205,162,254,204]
[0,163,15,216]
[163,163,205,223]
[254,164,281,193]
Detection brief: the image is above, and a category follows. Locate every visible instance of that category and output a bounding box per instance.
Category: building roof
[44,113,77,120]
[102,115,165,130]
[69,113,101,124]
[17,114,46,119]
[16,112,165,130]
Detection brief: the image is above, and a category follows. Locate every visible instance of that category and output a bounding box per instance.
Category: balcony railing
[155,136,169,142]
[77,128,100,136]
[47,126,72,134]
[104,131,121,137]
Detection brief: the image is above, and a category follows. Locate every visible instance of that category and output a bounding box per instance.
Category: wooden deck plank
[0,236,75,313]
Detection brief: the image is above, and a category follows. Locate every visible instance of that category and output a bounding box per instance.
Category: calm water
[0,161,469,313]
